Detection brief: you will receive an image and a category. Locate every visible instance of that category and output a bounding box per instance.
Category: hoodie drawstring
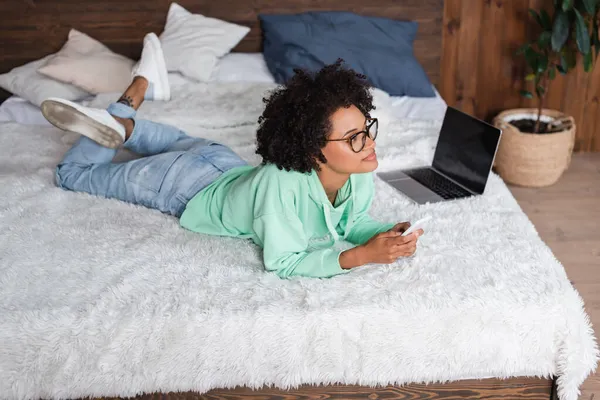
[322,203,340,243]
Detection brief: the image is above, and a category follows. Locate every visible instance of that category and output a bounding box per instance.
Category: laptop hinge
[430,167,476,194]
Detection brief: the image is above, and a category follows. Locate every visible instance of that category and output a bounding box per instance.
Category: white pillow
[211,53,275,83]
[0,96,52,126]
[159,3,250,82]
[37,29,135,94]
[0,56,89,107]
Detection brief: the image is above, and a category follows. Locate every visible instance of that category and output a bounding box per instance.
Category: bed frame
[89,377,558,400]
[2,1,557,398]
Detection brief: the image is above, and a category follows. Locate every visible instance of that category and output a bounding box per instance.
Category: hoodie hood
[306,169,358,243]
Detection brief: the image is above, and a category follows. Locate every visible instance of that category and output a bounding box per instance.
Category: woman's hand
[339,227,424,270]
[361,230,422,264]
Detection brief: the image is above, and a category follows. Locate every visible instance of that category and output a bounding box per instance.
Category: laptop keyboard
[405,169,472,199]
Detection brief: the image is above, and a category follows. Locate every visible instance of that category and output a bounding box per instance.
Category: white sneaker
[41,98,126,149]
[132,32,170,101]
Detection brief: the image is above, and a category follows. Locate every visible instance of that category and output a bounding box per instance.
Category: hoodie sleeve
[343,173,395,245]
[253,212,350,279]
[345,214,395,245]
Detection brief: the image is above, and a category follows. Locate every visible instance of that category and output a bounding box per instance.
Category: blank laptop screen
[432,107,501,194]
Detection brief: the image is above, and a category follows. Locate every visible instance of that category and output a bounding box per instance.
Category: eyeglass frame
[324,117,378,153]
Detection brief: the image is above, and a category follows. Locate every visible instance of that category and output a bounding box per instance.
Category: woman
[42,33,423,279]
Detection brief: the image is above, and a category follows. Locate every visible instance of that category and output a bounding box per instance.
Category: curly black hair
[255,59,375,173]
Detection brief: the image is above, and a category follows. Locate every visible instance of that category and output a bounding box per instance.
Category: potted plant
[493,0,600,187]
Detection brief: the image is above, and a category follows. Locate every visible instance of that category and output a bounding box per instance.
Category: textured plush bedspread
[0,82,596,400]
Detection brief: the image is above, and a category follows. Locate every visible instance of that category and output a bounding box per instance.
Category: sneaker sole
[41,100,123,149]
[146,34,170,101]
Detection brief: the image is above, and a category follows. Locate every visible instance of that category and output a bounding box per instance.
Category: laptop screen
[432,107,501,195]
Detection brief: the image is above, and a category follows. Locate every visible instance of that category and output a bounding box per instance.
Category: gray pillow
[260,11,435,98]
[0,55,89,107]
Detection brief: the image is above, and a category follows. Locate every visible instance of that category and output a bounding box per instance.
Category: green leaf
[538,31,552,48]
[593,18,600,57]
[562,0,574,11]
[520,90,534,99]
[525,48,540,72]
[575,0,589,13]
[525,73,536,81]
[529,9,544,28]
[565,48,577,68]
[582,0,597,13]
[584,50,593,71]
[559,54,569,73]
[516,43,531,55]
[549,65,557,79]
[538,54,549,72]
[574,9,591,54]
[540,9,552,30]
[552,10,570,51]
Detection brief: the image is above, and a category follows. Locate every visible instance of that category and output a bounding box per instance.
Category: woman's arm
[341,230,421,269]
[339,246,368,269]
[253,212,420,277]
[253,213,350,279]
[345,214,396,245]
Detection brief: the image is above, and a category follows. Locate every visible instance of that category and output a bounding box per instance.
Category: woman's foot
[131,32,170,102]
[112,116,134,140]
[40,32,169,148]
[41,99,126,149]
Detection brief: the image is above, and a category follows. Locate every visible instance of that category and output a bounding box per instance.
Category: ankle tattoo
[117,95,135,108]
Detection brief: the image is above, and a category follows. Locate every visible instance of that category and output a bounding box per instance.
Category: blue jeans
[55,102,248,217]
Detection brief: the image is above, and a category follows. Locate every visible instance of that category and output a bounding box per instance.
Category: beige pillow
[0,55,89,107]
[38,29,135,94]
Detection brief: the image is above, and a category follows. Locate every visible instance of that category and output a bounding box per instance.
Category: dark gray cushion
[259,11,435,97]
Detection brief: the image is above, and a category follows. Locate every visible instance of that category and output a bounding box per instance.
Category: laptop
[377,107,502,204]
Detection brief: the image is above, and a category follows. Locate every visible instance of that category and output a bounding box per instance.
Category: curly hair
[255,59,375,173]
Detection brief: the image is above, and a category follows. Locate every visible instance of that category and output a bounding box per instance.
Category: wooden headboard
[1,0,443,101]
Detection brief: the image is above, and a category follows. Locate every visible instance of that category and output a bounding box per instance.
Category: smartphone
[401,215,432,236]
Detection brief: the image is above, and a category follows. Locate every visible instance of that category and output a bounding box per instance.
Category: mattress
[0,81,597,400]
[0,81,447,127]
[0,96,53,126]
[389,87,447,120]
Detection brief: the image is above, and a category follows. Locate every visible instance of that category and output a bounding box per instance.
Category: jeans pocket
[126,152,185,194]
[171,153,227,205]
[199,144,248,172]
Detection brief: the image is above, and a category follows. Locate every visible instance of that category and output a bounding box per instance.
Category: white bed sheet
[0,77,447,126]
[0,96,52,126]
[388,87,447,121]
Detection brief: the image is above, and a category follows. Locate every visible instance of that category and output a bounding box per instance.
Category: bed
[0,1,597,400]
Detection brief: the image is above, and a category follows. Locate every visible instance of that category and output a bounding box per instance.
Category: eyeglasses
[325,118,378,153]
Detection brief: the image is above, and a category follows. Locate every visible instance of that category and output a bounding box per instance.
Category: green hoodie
[179,163,394,279]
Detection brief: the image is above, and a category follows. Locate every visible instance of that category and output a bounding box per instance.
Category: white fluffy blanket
[0,82,597,400]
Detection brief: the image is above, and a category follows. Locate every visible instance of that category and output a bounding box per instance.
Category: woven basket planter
[492,108,576,187]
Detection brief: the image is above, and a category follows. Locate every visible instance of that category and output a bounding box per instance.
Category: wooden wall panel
[456,0,484,116]
[0,0,442,96]
[440,0,600,152]
[584,60,600,150]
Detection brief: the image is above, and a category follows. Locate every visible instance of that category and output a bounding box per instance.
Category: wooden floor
[509,153,600,400]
